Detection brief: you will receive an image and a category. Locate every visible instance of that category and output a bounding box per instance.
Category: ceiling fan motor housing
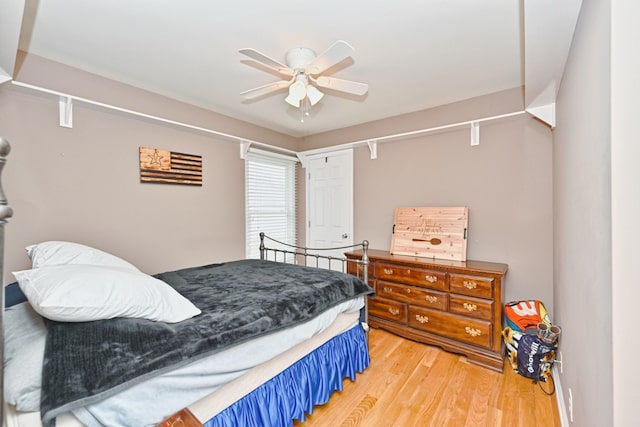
[285,47,317,71]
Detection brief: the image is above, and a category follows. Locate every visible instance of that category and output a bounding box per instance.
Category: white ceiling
[15,1,525,138]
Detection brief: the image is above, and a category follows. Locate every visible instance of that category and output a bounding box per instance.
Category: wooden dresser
[346,249,508,372]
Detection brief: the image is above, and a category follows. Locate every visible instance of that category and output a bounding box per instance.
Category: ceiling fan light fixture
[306,85,324,106]
[284,93,301,108]
[285,80,307,107]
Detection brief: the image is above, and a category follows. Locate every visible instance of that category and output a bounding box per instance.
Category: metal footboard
[258,232,369,285]
[259,232,371,338]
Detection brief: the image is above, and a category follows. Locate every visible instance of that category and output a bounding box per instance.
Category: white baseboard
[552,364,571,426]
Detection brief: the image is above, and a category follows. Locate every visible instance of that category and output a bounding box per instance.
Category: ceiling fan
[239,40,368,115]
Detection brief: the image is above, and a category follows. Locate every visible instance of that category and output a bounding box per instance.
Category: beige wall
[555,1,640,426]
[0,84,245,275]
[554,0,613,425]
[611,2,640,426]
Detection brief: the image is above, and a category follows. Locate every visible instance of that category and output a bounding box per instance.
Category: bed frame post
[0,137,14,424]
[259,232,265,260]
[361,240,370,339]
[362,240,369,284]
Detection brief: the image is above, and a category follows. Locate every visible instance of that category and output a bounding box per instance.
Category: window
[245,150,297,259]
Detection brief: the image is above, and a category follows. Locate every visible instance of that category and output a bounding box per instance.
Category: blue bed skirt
[204,323,370,427]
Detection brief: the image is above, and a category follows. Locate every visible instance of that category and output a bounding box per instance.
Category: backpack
[516,334,557,381]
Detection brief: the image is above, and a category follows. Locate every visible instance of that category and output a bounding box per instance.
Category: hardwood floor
[295,328,561,427]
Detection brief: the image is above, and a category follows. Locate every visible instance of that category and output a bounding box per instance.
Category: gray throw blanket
[40,259,373,425]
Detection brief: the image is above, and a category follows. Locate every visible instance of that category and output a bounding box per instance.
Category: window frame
[244,149,297,259]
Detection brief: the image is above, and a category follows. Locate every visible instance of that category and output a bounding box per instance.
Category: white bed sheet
[4,297,364,427]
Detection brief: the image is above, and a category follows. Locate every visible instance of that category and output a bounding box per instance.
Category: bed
[0,139,373,427]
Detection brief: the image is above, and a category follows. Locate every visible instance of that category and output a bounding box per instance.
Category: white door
[306,149,354,271]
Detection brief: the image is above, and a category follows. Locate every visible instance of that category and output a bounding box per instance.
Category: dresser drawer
[369,297,407,323]
[347,261,374,280]
[376,263,447,291]
[377,280,447,311]
[449,274,493,299]
[408,306,492,349]
[448,295,493,321]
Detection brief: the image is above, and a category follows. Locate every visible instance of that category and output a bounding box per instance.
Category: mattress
[191,309,362,422]
[4,300,364,427]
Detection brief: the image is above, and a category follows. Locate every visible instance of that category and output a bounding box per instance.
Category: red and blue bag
[502,300,553,373]
[504,300,551,334]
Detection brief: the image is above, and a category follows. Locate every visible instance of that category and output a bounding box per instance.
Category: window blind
[245,151,297,259]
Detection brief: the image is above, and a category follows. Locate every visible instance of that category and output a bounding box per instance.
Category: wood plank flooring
[295,328,561,427]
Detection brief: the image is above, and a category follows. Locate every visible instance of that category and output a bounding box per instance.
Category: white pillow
[26,241,139,271]
[3,302,46,412]
[13,264,201,323]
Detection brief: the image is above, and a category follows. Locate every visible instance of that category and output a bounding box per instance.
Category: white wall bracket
[59,96,73,128]
[296,153,308,169]
[367,140,378,159]
[239,141,251,159]
[526,103,556,128]
[470,122,480,146]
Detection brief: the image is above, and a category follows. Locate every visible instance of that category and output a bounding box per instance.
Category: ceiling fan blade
[313,76,368,96]
[305,40,354,75]
[239,48,293,76]
[240,80,292,100]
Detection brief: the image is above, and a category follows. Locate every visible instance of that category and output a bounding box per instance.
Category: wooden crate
[390,207,469,261]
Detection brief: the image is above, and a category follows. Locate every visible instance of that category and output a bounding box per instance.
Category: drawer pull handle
[463,302,477,312]
[425,275,438,283]
[463,280,478,290]
[465,327,482,337]
[383,268,394,275]
[425,295,438,303]
[383,287,393,293]
[388,307,400,315]
[415,315,429,324]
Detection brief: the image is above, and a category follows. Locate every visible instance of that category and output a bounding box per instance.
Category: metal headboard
[258,232,369,285]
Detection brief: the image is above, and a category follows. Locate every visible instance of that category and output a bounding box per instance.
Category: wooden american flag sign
[139,147,202,186]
